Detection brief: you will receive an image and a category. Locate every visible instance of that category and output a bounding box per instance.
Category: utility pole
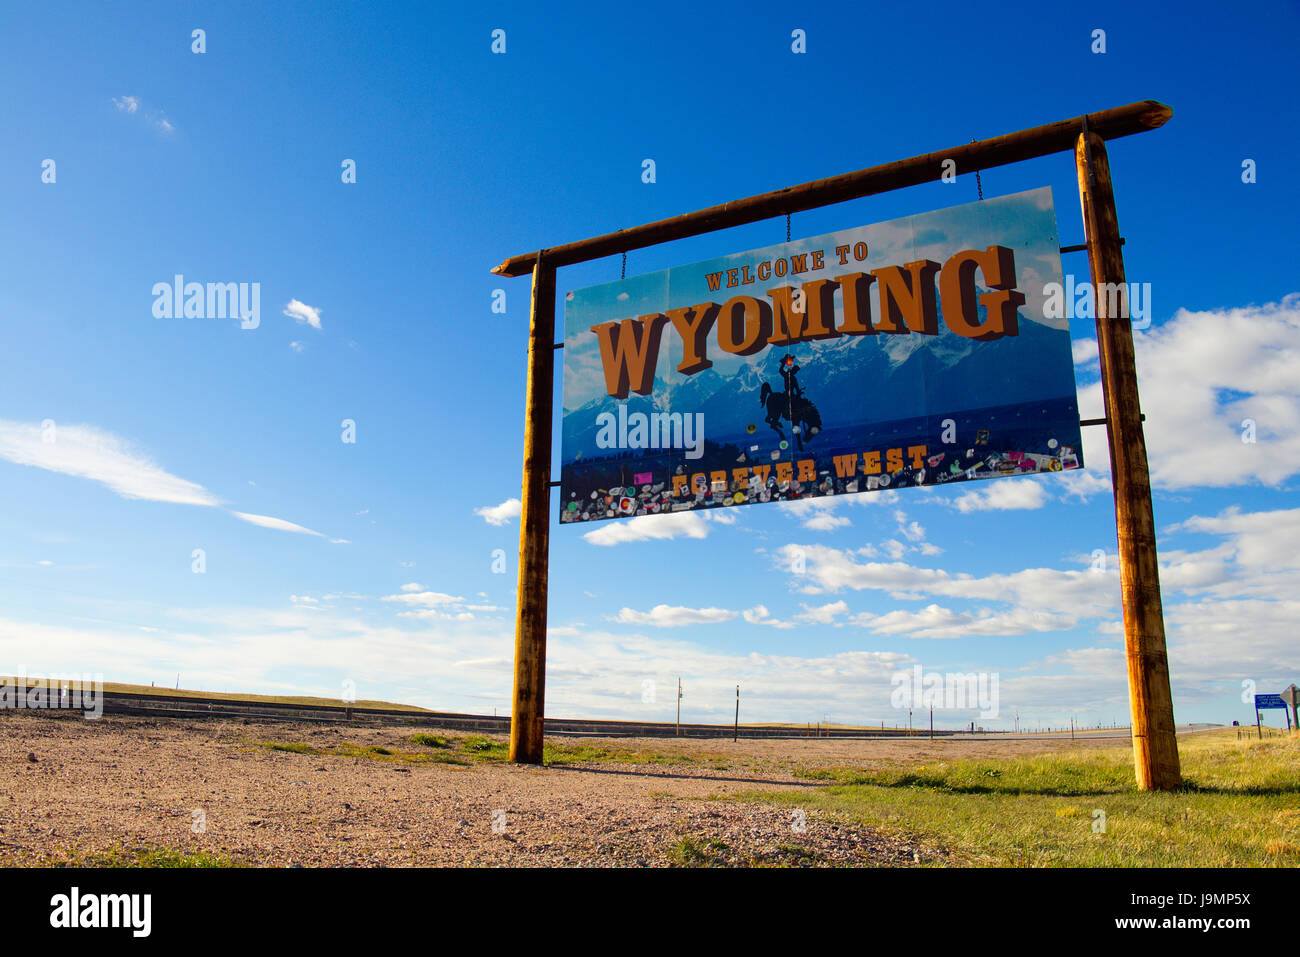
[676,677,681,736]
[733,685,739,742]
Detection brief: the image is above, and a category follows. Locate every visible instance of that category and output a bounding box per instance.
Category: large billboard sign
[559,187,1083,524]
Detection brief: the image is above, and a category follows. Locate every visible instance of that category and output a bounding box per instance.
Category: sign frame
[493,100,1182,791]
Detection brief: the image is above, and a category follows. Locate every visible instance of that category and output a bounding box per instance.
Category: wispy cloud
[0,419,219,506]
[0,419,347,541]
[229,511,327,537]
[613,604,737,627]
[112,95,175,133]
[381,588,484,621]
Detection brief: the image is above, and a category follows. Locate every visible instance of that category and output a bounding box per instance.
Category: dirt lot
[0,712,1128,867]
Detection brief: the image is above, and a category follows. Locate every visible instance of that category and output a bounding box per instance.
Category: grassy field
[749,729,1300,866]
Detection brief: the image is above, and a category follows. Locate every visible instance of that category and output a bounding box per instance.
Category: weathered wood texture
[509,259,556,764]
[1075,131,1181,791]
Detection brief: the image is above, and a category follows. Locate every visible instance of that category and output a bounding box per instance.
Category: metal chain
[972,139,983,200]
[621,251,626,280]
[786,212,791,242]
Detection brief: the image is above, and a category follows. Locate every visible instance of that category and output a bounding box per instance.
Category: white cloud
[948,476,1051,512]
[475,498,521,526]
[777,490,900,530]
[283,299,323,330]
[804,512,851,531]
[1072,338,1099,366]
[383,590,466,608]
[742,605,796,629]
[229,511,326,537]
[0,419,219,507]
[290,341,304,353]
[894,510,926,541]
[9,499,1298,723]
[1056,468,1113,502]
[854,603,1076,639]
[1079,295,1300,490]
[0,607,923,725]
[796,600,849,624]
[381,588,479,621]
[582,511,712,546]
[614,605,738,627]
[778,543,1118,618]
[0,419,347,541]
[112,96,174,133]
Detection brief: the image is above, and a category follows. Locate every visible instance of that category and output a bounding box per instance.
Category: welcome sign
[559,187,1083,524]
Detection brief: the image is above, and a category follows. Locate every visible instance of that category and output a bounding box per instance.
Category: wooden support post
[1076,131,1181,791]
[509,258,556,765]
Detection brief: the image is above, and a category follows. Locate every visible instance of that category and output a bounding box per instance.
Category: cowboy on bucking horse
[759,355,822,451]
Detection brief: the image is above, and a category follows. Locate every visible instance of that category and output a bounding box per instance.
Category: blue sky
[2,0,1297,729]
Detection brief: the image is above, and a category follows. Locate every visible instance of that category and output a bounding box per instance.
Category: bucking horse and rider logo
[759,354,822,450]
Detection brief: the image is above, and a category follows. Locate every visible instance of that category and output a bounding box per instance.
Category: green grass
[748,731,1300,867]
[459,734,509,761]
[260,741,318,754]
[668,835,731,866]
[541,740,705,766]
[73,846,240,868]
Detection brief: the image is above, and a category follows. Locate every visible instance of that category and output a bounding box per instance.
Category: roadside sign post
[1075,128,1180,791]
[498,101,1181,788]
[1255,693,1290,740]
[1283,685,1300,732]
[508,258,556,764]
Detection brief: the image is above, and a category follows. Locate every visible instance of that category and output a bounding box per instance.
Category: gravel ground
[0,712,1124,867]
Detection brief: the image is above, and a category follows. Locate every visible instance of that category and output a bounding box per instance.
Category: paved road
[84,689,1226,741]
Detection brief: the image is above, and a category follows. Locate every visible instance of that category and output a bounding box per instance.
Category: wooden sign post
[498,101,1181,789]
[1075,131,1181,791]
[508,258,556,764]
[1284,685,1300,734]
